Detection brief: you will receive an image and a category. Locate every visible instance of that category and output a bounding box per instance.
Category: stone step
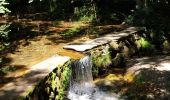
[63,27,145,52]
[0,55,70,100]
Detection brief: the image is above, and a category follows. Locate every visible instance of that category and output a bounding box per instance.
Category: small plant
[92,64,99,77]
[60,27,82,38]
[92,46,112,68]
[91,45,114,76]
[139,37,155,55]
[79,15,94,22]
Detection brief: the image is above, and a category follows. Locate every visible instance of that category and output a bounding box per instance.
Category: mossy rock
[109,41,119,51]
[112,53,126,67]
[24,60,72,100]
[91,45,112,68]
[122,45,137,57]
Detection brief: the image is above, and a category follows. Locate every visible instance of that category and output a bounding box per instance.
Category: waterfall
[67,56,119,100]
[68,56,94,100]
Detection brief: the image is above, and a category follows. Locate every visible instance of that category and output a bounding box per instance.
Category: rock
[109,41,119,50]
[64,27,145,52]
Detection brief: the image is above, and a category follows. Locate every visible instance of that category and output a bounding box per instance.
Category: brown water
[0,21,87,86]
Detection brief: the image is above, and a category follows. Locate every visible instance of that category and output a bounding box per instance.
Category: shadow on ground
[118,55,170,100]
[0,69,48,99]
[93,55,170,100]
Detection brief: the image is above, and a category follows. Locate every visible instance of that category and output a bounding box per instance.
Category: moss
[57,63,72,100]
[92,45,112,68]
[23,60,72,100]
[50,72,55,91]
[91,45,113,76]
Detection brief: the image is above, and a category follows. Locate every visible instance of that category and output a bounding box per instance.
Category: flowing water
[67,56,120,100]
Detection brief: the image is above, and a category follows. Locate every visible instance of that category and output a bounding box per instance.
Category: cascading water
[68,56,94,100]
[67,56,120,100]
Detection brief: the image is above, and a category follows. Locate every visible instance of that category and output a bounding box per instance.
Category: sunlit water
[67,56,119,100]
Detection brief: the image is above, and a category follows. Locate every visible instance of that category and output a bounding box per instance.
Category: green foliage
[51,72,57,91]
[0,23,11,52]
[0,0,10,14]
[92,46,112,69]
[134,74,145,85]
[163,40,170,52]
[139,37,155,54]
[0,65,16,75]
[95,0,135,23]
[60,26,83,38]
[91,64,99,77]
[91,46,113,76]
[57,66,72,100]
[74,1,96,22]
[78,15,94,22]
[127,0,170,37]
[126,7,155,26]
[24,61,72,100]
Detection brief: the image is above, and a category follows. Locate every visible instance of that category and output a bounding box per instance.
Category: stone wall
[24,60,72,100]
[91,29,170,77]
[22,28,170,100]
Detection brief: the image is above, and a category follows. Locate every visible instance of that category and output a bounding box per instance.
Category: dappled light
[0,0,170,99]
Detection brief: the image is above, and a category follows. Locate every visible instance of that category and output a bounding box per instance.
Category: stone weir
[0,26,146,100]
[63,26,146,68]
[63,27,145,52]
[1,25,170,99]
